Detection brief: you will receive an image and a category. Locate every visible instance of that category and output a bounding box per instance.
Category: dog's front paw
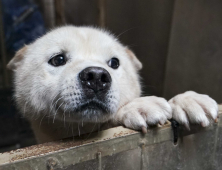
[114,96,172,133]
[169,91,218,129]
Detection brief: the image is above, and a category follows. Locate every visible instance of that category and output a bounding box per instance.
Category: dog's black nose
[79,67,111,93]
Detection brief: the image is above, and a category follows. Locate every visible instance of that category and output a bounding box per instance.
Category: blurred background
[0,0,222,152]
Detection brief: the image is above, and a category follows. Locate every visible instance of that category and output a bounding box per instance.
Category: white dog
[7,26,218,143]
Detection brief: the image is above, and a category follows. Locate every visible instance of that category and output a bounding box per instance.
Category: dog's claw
[159,120,164,125]
[141,126,147,134]
[201,122,207,127]
[184,123,190,131]
[215,118,218,123]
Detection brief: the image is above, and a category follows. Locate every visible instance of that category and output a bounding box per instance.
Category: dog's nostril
[87,72,94,81]
[101,74,109,82]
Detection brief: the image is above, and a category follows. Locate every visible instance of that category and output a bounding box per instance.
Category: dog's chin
[60,99,113,123]
[76,100,110,112]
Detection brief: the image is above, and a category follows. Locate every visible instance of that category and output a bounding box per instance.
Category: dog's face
[8,26,142,123]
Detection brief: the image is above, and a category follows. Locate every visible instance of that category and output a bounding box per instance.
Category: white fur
[113,96,172,130]
[169,91,218,129]
[10,26,141,121]
[8,26,218,143]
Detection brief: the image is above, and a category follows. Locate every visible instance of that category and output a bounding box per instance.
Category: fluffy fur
[8,26,218,143]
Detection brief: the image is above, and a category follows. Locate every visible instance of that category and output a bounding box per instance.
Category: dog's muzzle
[79,67,111,97]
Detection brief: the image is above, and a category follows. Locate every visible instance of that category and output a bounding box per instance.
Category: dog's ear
[7,46,28,70]
[125,48,142,70]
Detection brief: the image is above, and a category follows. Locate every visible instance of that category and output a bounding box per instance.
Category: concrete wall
[1,108,222,170]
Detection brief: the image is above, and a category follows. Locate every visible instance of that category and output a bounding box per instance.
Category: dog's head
[8,26,142,123]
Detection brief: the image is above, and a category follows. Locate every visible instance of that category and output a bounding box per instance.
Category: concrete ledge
[0,105,222,170]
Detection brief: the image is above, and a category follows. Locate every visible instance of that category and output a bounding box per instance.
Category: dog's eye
[108,58,119,69]
[48,54,66,67]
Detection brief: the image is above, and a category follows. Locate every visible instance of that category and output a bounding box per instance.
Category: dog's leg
[113,96,172,133]
[169,91,218,130]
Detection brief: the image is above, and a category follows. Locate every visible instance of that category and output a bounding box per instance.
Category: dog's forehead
[34,27,122,52]
[26,26,128,63]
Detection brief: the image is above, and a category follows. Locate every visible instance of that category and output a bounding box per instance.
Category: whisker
[72,122,74,141]
[49,96,64,116]
[67,122,71,135]
[63,103,68,127]
[23,101,28,116]
[39,112,48,127]
[50,93,60,110]
[116,27,139,38]
[127,44,139,48]
[85,118,98,140]
[53,102,64,123]
[78,123,80,136]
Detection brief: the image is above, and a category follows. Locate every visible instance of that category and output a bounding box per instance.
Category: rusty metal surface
[0,106,221,170]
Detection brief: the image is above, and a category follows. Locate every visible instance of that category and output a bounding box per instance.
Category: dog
[7,26,218,143]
